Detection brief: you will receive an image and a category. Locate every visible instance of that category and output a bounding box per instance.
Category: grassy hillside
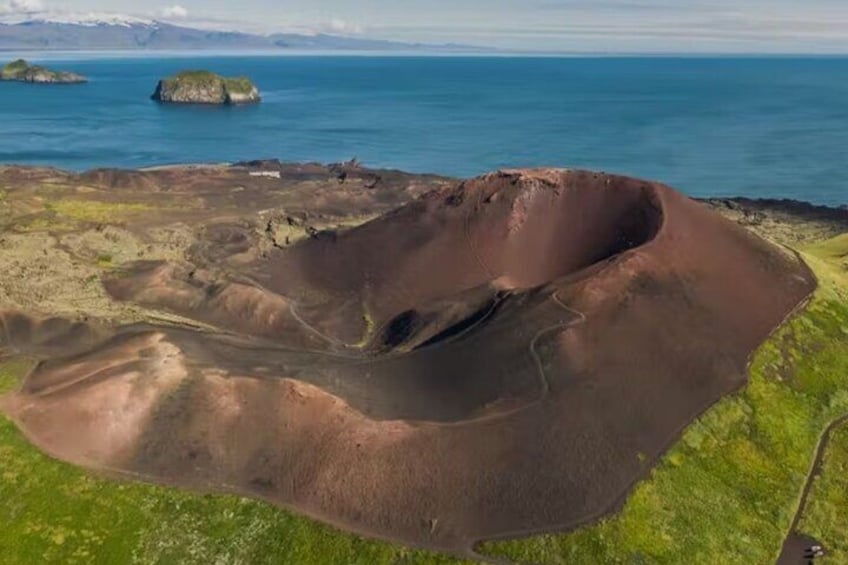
[793,233,848,563]
[797,422,848,563]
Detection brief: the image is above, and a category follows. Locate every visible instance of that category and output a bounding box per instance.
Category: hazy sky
[4,0,848,52]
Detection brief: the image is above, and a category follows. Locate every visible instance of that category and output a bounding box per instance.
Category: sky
[3,0,848,52]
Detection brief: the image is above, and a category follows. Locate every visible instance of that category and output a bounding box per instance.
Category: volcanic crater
[0,166,815,555]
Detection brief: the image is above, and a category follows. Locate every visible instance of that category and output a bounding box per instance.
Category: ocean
[1,54,846,206]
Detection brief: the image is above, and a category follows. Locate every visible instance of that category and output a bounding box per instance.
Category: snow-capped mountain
[0,16,482,52]
[0,10,158,27]
[22,15,156,27]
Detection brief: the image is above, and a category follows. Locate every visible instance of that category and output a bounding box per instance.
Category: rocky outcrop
[151,70,260,105]
[0,59,86,84]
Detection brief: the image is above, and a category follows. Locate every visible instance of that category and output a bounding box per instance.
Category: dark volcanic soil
[0,165,816,554]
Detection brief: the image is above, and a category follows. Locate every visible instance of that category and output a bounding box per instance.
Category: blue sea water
[0,55,846,205]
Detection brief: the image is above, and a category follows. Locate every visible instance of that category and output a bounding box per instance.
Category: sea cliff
[151,70,260,105]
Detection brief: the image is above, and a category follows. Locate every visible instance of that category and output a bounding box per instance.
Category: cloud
[322,18,363,35]
[0,0,43,14]
[161,4,188,19]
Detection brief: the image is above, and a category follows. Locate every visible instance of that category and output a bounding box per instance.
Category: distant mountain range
[0,18,485,52]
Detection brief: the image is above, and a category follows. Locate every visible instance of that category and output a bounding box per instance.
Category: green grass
[480,236,848,564]
[163,71,255,94]
[223,77,256,95]
[1,59,30,78]
[0,59,73,81]
[797,423,848,563]
[0,361,465,564]
[51,200,152,223]
[164,70,221,87]
[0,358,34,394]
[806,233,848,275]
[3,59,29,71]
[173,70,218,80]
[15,215,77,233]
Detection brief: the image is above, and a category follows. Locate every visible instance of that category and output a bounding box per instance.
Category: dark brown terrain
[0,163,816,555]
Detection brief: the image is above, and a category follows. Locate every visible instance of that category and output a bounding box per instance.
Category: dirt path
[393,289,586,431]
[471,259,818,565]
[777,414,848,564]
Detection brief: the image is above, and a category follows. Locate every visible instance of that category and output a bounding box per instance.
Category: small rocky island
[151,70,261,105]
[1,59,87,84]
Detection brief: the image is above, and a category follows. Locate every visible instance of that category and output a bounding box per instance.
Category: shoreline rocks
[151,70,261,105]
[1,59,87,84]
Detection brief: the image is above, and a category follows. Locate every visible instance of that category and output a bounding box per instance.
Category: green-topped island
[151,70,261,105]
[1,59,87,84]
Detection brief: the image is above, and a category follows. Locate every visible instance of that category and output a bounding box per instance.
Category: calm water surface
[1,55,846,205]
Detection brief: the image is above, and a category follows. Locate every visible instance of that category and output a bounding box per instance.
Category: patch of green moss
[797,423,848,563]
[163,70,221,88]
[0,358,34,394]
[0,59,76,82]
[174,70,217,80]
[806,234,848,279]
[806,233,848,259]
[15,199,152,231]
[51,200,152,223]
[161,70,256,98]
[4,59,28,70]
[480,237,848,564]
[163,71,254,91]
[1,59,30,79]
[223,77,256,95]
[15,213,77,233]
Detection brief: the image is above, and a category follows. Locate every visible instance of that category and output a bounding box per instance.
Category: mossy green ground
[0,361,465,565]
[14,200,154,233]
[798,423,848,563]
[481,235,848,564]
[163,70,221,87]
[163,71,255,95]
[1,59,30,79]
[50,200,153,224]
[223,77,256,95]
[1,59,76,82]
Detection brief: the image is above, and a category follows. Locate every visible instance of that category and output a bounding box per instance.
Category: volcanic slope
[0,168,814,554]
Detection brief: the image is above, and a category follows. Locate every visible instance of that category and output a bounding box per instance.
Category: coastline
[2,161,845,212]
